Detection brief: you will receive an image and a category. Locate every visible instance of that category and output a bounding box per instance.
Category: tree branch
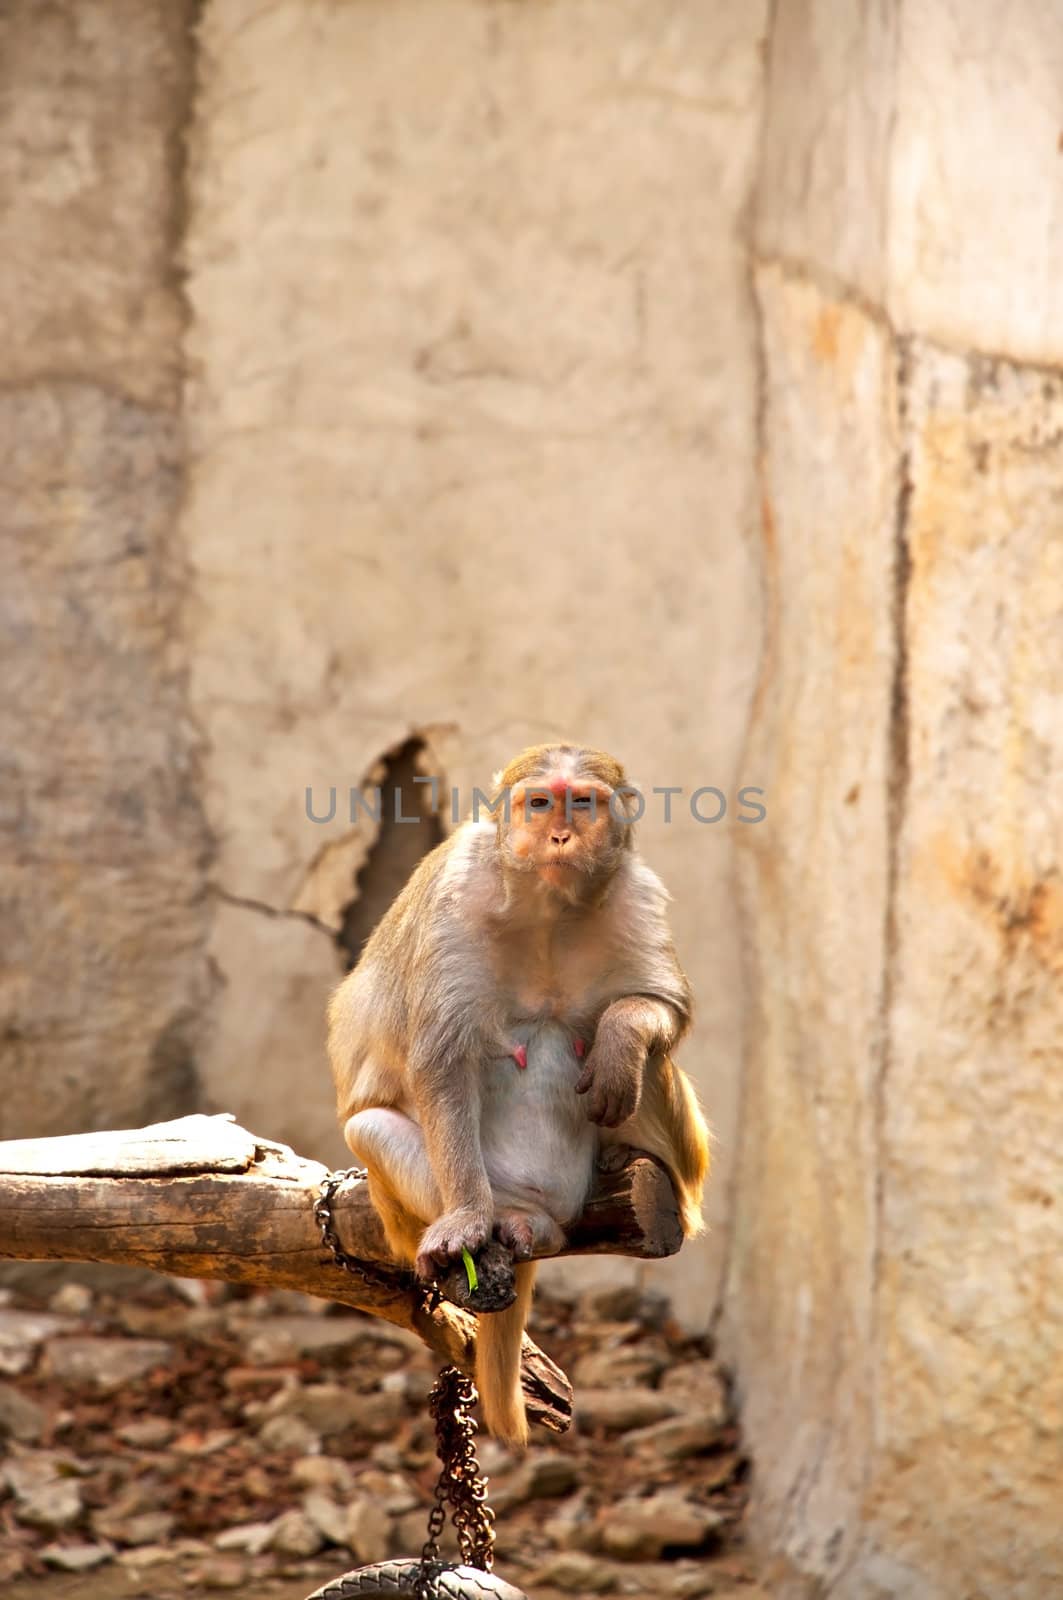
[0,1116,684,1436]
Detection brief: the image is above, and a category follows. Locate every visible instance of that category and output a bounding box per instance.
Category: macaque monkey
[327,743,709,1445]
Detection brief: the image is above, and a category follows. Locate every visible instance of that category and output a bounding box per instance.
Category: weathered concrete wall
[0,1,213,1140]
[727,264,898,1588]
[5,5,1060,1593]
[182,0,769,1320]
[727,2,1063,1595]
[0,0,768,1326]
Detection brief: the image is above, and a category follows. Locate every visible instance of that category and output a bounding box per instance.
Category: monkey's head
[493,743,635,895]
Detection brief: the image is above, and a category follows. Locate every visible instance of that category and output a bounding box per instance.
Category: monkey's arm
[574,855,695,1126]
[575,994,687,1127]
[408,1047,495,1279]
[603,994,687,1052]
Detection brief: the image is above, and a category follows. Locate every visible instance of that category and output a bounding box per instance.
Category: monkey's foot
[415,1208,491,1281]
[494,1207,565,1259]
[494,1211,534,1259]
[596,1142,635,1174]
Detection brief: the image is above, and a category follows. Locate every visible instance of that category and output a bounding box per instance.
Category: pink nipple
[512,1044,528,1070]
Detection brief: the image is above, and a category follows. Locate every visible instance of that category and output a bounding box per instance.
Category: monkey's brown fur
[327,743,709,1444]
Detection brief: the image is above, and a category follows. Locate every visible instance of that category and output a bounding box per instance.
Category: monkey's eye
[570,795,593,810]
[528,795,552,810]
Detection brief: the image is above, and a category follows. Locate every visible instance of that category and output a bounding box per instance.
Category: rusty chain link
[314,1177,495,1598]
[415,1366,495,1598]
[313,1167,440,1312]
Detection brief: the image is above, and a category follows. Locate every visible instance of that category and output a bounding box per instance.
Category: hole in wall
[336,738,444,970]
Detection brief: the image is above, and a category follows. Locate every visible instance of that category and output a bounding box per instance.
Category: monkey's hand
[575,1024,645,1128]
[415,1207,491,1281]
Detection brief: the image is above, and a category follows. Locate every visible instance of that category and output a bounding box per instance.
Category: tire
[303,1559,529,1599]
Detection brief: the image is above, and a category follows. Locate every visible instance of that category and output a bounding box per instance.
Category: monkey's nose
[550,830,571,846]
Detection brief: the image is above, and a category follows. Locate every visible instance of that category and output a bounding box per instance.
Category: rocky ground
[0,1275,765,1600]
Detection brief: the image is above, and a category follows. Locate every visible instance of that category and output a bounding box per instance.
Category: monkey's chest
[494,935,615,1026]
[480,1021,597,1223]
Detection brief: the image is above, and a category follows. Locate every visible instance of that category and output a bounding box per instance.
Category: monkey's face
[502,772,625,890]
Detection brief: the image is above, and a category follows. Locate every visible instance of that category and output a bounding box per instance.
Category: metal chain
[315,1177,494,1599]
[416,1366,495,1599]
[314,1167,440,1312]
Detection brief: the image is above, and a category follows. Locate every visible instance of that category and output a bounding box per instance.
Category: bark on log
[0,1115,685,1435]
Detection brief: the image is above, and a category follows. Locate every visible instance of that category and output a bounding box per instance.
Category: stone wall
[724,2,1063,1596]
[0,2,213,1139]
[0,0,768,1322]
[182,0,769,1321]
[2,4,1061,1596]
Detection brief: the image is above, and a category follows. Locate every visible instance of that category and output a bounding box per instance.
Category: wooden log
[0,1116,685,1435]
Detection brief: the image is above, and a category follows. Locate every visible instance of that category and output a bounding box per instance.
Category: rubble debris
[0,1277,755,1598]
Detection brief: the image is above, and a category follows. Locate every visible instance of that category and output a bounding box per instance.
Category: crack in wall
[752,260,1063,380]
[865,330,914,1578]
[833,11,906,1588]
[162,0,218,1126]
[210,886,334,941]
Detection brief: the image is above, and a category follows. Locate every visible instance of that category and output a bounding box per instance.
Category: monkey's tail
[633,1055,711,1238]
[667,1059,711,1238]
[475,1260,536,1448]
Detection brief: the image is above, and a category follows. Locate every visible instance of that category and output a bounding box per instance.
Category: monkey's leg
[346,1107,492,1279]
[344,1109,442,1225]
[411,1078,497,1279]
[359,1177,420,1265]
